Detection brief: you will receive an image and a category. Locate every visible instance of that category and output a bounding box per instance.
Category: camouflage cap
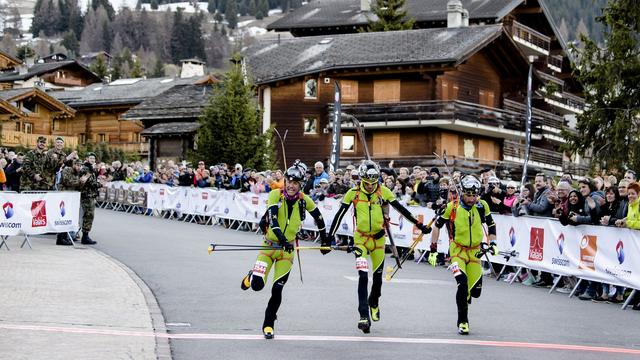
[86,152,96,158]
[55,136,64,142]
[73,158,83,166]
[37,136,46,143]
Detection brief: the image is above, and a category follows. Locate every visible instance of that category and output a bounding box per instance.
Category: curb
[93,249,173,360]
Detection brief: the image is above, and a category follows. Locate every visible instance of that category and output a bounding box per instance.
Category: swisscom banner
[107,183,640,290]
[0,192,81,236]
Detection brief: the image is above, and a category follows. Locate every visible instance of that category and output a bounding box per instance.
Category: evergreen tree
[67,0,84,36]
[248,0,257,16]
[258,0,268,18]
[208,0,217,14]
[90,54,109,80]
[364,0,415,32]
[225,0,238,29]
[150,0,158,10]
[131,57,144,77]
[16,45,36,61]
[150,58,165,77]
[564,0,640,171]
[193,54,275,170]
[91,0,115,20]
[61,31,80,56]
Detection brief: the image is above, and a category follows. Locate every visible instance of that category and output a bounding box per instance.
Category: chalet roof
[50,77,195,108]
[0,50,22,69]
[267,0,522,31]
[140,122,201,136]
[0,60,101,83]
[244,25,504,84]
[121,84,214,121]
[0,87,76,116]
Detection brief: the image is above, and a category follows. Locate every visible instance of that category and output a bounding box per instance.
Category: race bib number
[449,262,462,277]
[252,261,268,278]
[356,257,369,272]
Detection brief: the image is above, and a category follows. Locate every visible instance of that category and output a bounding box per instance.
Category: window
[79,133,86,144]
[15,122,20,131]
[373,80,400,103]
[53,119,61,131]
[304,78,318,99]
[303,116,318,135]
[98,133,106,142]
[342,134,355,152]
[341,80,359,103]
[479,89,496,107]
[23,123,33,134]
[441,79,459,101]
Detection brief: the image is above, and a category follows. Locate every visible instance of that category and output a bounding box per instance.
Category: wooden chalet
[0,60,102,90]
[247,0,587,176]
[121,84,214,168]
[50,77,197,154]
[0,87,78,148]
[0,50,21,72]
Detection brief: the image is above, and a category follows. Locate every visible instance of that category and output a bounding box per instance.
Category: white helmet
[358,160,380,184]
[461,175,481,196]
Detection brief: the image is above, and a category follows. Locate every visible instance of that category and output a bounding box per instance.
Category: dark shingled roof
[121,84,213,121]
[0,88,33,101]
[0,60,101,82]
[141,122,201,136]
[267,0,522,30]
[244,25,503,84]
[50,77,195,108]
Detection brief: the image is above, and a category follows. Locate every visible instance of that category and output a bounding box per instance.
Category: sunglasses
[507,187,516,189]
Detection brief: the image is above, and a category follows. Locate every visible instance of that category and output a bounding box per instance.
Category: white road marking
[343,275,453,286]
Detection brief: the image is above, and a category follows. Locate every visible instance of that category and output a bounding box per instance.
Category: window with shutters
[373,79,400,103]
[340,80,358,103]
[440,80,459,101]
[479,89,496,107]
[373,132,400,156]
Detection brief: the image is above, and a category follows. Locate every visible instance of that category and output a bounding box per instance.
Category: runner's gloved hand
[427,242,438,267]
[320,233,332,255]
[417,222,432,234]
[489,241,499,256]
[281,241,294,253]
[347,245,363,257]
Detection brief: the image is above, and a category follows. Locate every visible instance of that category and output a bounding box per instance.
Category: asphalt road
[93,209,640,360]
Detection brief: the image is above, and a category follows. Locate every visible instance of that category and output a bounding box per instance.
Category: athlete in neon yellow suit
[327,160,431,333]
[429,175,497,335]
[240,162,329,339]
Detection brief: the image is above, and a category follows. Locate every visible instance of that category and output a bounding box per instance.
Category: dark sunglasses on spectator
[507,186,516,189]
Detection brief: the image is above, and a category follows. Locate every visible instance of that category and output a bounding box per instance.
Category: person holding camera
[481,176,505,213]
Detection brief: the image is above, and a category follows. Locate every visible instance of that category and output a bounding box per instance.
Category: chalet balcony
[547,54,563,73]
[109,141,149,154]
[0,130,78,148]
[331,100,542,141]
[503,139,563,171]
[502,99,571,143]
[543,91,585,115]
[508,21,551,56]
[563,161,590,177]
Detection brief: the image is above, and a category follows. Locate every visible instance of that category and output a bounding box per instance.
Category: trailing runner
[239,161,330,339]
[428,174,497,335]
[326,160,431,334]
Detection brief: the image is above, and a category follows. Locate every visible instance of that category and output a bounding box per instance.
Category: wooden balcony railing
[503,140,563,169]
[509,21,551,54]
[544,91,586,114]
[332,100,539,135]
[503,99,566,131]
[0,130,78,148]
[548,54,563,72]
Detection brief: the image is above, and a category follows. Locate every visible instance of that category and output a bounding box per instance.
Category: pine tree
[16,45,36,61]
[150,58,165,77]
[61,30,80,56]
[364,0,415,32]
[131,57,144,77]
[258,0,268,18]
[193,54,275,170]
[150,0,158,10]
[90,54,109,80]
[564,0,640,171]
[225,0,238,29]
[208,0,217,14]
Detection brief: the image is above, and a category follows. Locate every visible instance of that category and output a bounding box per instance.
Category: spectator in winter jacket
[616,182,640,230]
[574,178,601,224]
[523,173,554,217]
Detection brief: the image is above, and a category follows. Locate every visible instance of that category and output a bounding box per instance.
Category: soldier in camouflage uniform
[57,159,87,246]
[21,136,54,191]
[79,152,101,245]
[47,137,78,189]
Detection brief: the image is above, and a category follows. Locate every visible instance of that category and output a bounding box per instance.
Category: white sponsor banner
[103,184,640,289]
[0,192,81,235]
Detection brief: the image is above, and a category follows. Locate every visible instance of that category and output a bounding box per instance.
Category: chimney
[361,0,370,12]
[462,8,469,27]
[180,58,205,78]
[447,0,463,28]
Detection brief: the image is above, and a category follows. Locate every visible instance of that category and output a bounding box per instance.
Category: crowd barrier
[0,191,81,249]
[103,182,640,294]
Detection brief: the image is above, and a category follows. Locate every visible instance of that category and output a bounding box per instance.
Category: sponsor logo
[341,222,348,231]
[176,202,181,209]
[551,233,569,267]
[31,200,47,227]
[2,202,14,219]
[224,208,229,214]
[579,235,597,271]
[616,240,625,264]
[252,196,259,205]
[398,216,404,230]
[323,204,332,210]
[59,201,66,217]
[202,192,208,200]
[528,227,544,262]
[509,226,516,247]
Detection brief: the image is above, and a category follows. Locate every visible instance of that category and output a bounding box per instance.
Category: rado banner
[0,192,81,236]
[329,81,342,173]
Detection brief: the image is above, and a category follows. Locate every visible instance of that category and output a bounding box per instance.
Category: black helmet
[461,175,481,196]
[358,160,380,184]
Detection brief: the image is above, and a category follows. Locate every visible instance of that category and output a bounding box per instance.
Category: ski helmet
[461,175,481,196]
[358,160,380,184]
